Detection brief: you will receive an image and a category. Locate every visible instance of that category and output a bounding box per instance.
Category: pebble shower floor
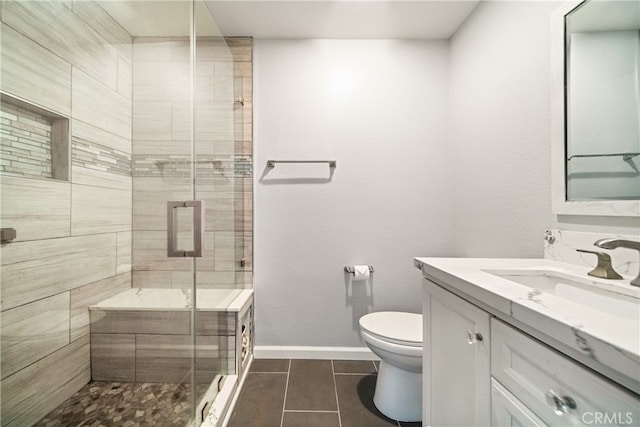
[35,381,198,426]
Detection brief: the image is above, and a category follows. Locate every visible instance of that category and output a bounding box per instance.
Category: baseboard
[253,346,378,360]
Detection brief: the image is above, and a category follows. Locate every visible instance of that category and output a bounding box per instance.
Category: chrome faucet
[594,238,640,287]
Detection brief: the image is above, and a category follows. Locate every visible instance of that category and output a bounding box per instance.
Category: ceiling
[100,1,225,37]
[206,1,480,39]
[101,0,479,39]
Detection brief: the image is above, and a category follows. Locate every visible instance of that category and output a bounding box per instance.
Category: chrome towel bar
[567,152,639,161]
[267,160,337,168]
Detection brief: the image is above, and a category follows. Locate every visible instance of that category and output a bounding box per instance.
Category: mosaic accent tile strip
[0,102,53,179]
[132,155,252,179]
[234,157,252,178]
[72,137,132,177]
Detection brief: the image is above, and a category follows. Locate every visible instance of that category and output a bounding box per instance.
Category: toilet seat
[359,312,422,347]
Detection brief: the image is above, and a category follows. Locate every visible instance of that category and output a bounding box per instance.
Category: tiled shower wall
[131,37,253,289]
[0,1,133,425]
[1,3,252,424]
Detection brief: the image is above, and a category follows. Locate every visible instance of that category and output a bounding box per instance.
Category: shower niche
[0,92,70,182]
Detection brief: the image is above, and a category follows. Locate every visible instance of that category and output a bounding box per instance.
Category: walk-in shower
[0,0,253,425]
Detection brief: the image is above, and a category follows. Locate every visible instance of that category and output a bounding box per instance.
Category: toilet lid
[359,311,422,346]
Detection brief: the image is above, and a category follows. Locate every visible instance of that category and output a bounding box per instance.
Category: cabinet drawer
[491,319,639,426]
[492,378,547,427]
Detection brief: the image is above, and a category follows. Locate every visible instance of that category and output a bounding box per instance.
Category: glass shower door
[129,0,239,423]
[126,1,202,424]
[127,0,241,423]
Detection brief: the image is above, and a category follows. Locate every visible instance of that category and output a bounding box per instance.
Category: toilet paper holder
[344,265,374,274]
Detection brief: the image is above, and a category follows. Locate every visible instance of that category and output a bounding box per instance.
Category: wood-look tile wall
[131,37,253,289]
[0,1,132,425]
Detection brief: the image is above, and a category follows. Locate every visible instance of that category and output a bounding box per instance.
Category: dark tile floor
[228,359,422,427]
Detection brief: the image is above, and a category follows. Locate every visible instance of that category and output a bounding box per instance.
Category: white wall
[449,1,639,258]
[254,39,451,347]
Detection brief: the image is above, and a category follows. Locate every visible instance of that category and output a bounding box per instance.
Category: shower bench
[89,288,253,385]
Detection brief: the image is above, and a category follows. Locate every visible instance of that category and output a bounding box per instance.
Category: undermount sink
[485,268,640,320]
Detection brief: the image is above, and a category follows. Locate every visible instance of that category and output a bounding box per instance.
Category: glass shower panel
[192,0,238,413]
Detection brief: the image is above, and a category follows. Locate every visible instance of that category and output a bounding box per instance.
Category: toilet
[359,311,422,422]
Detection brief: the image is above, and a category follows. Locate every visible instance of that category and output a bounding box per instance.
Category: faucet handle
[576,249,623,280]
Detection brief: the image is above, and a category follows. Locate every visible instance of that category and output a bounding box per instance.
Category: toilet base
[373,360,422,422]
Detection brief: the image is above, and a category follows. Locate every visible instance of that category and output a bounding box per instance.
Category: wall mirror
[551,0,640,216]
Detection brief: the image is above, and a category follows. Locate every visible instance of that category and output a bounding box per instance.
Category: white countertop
[414,257,640,395]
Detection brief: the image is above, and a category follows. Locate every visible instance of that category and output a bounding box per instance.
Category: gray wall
[0,1,132,424]
[253,2,639,352]
[253,39,452,348]
[449,1,560,257]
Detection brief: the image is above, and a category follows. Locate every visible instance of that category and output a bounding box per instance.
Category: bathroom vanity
[414,257,640,426]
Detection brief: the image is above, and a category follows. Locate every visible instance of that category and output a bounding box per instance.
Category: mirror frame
[551,0,640,217]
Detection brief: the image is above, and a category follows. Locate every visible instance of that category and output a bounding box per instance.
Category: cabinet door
[425,280,491,426]
[492,378,548,427]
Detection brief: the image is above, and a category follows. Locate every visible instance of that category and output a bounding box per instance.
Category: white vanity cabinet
[423,277,640,427]
[423,280,491,426]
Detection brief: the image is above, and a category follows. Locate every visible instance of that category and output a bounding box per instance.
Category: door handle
[167,201,203,257]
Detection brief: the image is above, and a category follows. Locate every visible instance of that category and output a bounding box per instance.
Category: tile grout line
[279,359,291,427]
[334,372,377,376]
[331,360,343,427]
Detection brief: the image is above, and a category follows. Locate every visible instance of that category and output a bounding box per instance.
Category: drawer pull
[545,389,576,415]
[467,329,483,344]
